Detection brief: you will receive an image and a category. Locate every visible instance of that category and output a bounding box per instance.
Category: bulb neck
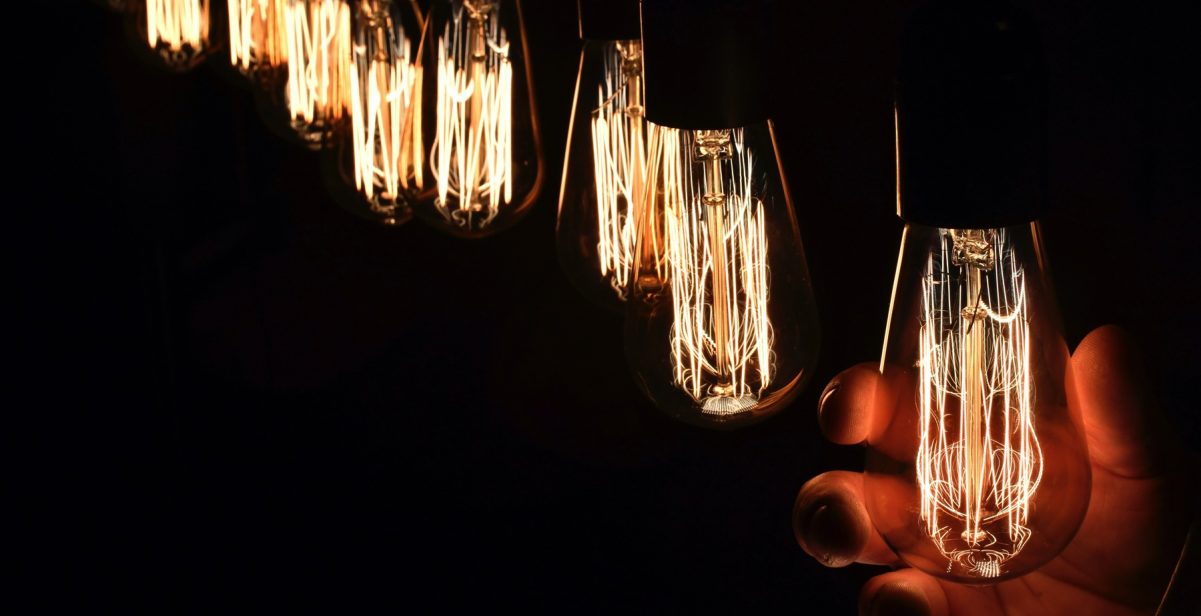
[641,0,772,130]
[577,0,640,41]
[894,0,1047,229]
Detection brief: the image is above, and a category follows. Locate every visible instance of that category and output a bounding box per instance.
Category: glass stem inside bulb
[698,132,733,396]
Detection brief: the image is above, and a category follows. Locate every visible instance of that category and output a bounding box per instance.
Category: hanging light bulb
[408,0,544,238]
[555,0,646,310]
[128,0,218,71]
[320,0,422,225]
[625,0,819,428]
[226,0,290,86]
[865,0,1090,582]
[261,0,352,149]
[559,0,653,307]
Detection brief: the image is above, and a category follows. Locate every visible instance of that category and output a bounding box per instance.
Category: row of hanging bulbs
[107,0,1092,585]
[115,0,542,233]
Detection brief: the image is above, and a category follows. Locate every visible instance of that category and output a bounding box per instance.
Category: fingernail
[818,381,840,417]
[802,500,861,568]
[866,583,930,616]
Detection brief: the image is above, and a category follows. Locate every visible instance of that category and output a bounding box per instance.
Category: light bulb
[128,0,217,71]
[320,0,422,225]
[555,0,646,311]
[864,0,1090,582]
[624,0,819,428]
[408,0,544,238]
[265,0,353,149]
[226,0,290,86]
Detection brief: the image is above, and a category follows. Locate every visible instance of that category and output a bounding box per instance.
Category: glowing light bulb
[556,0,647,311]
[408,0,544,238]
[321,0,421,225]
[227,0,290,85]
[130,0,217,71]
[275,0,353,149]
[865,0,1090,582]
[624,0,819,428]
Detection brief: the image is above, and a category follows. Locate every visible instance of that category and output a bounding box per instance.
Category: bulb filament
[590,40,647,297]
[284,0,352,147]
[917,228,1042,578]
[146,0,211,64]
[228,0,289,76]
[349,0,418,217]
[428,0,514,231]
[652,128,773,415]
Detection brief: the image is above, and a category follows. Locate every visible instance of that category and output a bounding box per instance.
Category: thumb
[1070,325,1170,478]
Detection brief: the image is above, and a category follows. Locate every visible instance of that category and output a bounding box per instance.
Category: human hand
[793,326,1195,615]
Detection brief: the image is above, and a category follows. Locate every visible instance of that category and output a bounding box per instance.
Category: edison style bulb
[408,0,544,238]
[128,0,218,71]
[864,0,1090,582]
[320,0,421,225]
[556,0,646,310]
[265,0,352,149]
[226,0,290,86]
[624,0,819,428]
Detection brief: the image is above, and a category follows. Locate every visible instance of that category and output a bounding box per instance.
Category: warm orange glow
[283,0,352,146]
[228,0,289,75]
[348,1,418,211]
[652,127,773,415]
[589,40,647,297]
[917,228,1041,578]
[145,0,211,63]
[427,0,514,231]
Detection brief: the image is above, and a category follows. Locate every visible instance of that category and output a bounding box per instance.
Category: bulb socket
[577,0,641,41]
[895,0,1047,229]
[641,0,772,130]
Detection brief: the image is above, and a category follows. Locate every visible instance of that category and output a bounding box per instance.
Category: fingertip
[793,471,897,568]
[859,570,947,616]
[818,364,881,445]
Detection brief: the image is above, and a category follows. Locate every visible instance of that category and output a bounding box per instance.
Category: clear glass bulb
[624,123,819,428]
[866,222,1090,582]
[128,0,217,71]
[226,0,290,87]
[320,0,421,225]
[408,0,544,238]
[258,0,353,149]
[556,38,648,311]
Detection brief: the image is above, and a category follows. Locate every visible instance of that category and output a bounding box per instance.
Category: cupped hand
[793,326,1194,615]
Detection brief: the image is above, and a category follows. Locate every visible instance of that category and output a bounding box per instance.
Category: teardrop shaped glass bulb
[408,0,544,238]
[128,0,218,72]
[556,38,648,311]
[226,0,290,88]
[624,122,819,428]
[256,0,352,149]
[866,223,1091,582]
[320,0,421,225]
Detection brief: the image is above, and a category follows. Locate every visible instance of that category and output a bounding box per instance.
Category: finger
[1070,325,1170,478]
[818,363,882,445]
[858,569,949,616]
[793,471,899,567]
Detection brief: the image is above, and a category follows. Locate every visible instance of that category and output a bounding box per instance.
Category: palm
[795,327,1189,615]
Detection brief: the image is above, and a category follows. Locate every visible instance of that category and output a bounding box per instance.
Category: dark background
[29,0,1198,610]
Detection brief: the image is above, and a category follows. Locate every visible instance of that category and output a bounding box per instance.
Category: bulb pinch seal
[577,0,640,41]
[894,0,1047,229]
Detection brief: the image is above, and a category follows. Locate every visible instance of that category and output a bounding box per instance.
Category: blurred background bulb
[555,0,646,311]
[267,0,352,149]
[409,0,544,238]
[227,0,290,86]
[320,0,422,225]
[625,0,819,429]
[128,0,218,71]
[865,0,1090,583]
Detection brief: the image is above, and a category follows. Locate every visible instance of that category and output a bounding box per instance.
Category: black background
[29,0,1199,610]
